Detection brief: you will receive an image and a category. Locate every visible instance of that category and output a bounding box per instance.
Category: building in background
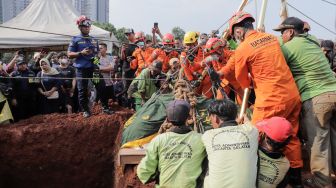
[1,0,32,23]
[0,0,3,23]
[0,0,109,24]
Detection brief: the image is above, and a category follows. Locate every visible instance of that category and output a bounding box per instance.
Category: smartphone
[154,22,158,28]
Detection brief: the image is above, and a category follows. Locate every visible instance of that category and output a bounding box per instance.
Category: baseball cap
[124,28,134,34]
[166,100,190,125]
[273,17,304,32]
[256,117,292,143]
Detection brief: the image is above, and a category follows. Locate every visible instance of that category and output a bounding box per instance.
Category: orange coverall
[234,30,302,168]
[208,49,244,103]
[131,47,154,76]
[181,50,213,99]
[148,49,179,73]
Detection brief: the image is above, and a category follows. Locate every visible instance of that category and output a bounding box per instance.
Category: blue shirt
[68,34,99,68]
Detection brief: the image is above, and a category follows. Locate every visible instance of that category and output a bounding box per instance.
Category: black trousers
[76,68,93,112]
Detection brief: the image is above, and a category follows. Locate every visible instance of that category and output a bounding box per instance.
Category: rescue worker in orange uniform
[148,33,179,73]
[203,38,244,103]
[130,32,154,76]
[229,12,303,187]
[181,32,213,99]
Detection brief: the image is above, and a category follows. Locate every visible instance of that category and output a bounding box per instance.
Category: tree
[93,22,128,44]
[115,27,129,44]
[171,26,186,40]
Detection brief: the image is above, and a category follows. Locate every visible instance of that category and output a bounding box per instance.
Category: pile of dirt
[0,104,133,188]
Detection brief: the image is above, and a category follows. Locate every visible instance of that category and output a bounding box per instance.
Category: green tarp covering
[121,93,213,146]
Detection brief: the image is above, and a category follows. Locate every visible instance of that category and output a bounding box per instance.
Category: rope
[0,75,166,81]
[287,2,336,35]
[0,25,122,44]
[320,0,336,6]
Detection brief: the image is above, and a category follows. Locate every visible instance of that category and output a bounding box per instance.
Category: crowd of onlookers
[0,46,126,122]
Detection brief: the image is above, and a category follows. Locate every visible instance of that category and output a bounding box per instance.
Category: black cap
[167,100,190,126]
[273,17,304,32]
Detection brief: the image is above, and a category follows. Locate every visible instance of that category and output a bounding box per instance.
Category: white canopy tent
[0,0,118,51]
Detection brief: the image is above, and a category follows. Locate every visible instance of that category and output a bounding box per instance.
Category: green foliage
[93,22,128,43]
[171,26,186,40]
[115,27,129,44]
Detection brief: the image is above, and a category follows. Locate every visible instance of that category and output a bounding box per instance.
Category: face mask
[60,59,69,65]
[137,42,145,47]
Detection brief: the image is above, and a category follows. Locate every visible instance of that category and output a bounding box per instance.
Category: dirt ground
[0,103,334,188]
[0,104,132,188]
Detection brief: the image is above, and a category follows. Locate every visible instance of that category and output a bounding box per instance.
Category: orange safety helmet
[76,15,92,27]
[204,38,225,54]
[162,33,175,45]
[134,31,146,42]
[229,11,255,35]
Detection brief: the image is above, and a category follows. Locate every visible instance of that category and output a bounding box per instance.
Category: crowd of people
[0,11,335,188]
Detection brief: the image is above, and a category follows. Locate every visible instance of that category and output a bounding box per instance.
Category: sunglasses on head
[80,20,92,27]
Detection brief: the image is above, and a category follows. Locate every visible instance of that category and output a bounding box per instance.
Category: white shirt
[202,122,259,188]
[99,55,114,86]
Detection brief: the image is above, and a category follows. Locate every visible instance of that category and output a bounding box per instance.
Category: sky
[109,0,336,40]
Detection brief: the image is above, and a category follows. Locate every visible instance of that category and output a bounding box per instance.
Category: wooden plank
[117,148,146,167]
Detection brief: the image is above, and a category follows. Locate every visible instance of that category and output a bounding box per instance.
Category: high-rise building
[72,0,109,23]
[97,0,109,23]
[0,0,3,23]
[1,0,109,24]
[1,0,32,23]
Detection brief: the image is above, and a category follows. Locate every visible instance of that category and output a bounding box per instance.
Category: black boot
[288,168,304,188]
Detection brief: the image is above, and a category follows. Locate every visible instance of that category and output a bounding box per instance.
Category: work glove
[208,67,220,83]
[92,72,100,85]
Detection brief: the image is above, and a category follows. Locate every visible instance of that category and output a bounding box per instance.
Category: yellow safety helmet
[183,31,199,44]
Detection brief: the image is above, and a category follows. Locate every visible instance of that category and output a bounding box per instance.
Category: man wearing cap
[137,100,206,187]
[128,60,163,111]
[228,12,303,186]
[10,59,37,120]
[256,117,293,188]
[275,17,336,188]
[68,15,99,118]
[202,99,259,188]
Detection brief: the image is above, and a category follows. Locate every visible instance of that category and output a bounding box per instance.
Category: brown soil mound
[0,104,133,188]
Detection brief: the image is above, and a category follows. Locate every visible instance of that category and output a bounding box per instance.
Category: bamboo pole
[257,0,268,31]
[238,88,251,121]
[222,0,249,40]
[280,0,288,22]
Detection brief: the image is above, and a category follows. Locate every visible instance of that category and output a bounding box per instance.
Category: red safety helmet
[229,11,255,36]
[134,31,145,42]
[162,33,175,45]
[204,38,224,54]
[76,15,92,27]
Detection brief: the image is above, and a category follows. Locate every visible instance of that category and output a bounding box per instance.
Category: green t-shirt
[258,150,290,188]
[137,131,206,188]
[281,34,336,102]
[131,68,158,100]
